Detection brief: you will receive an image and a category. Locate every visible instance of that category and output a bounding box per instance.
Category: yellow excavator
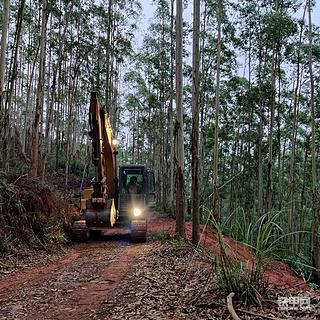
[72,92,155,242]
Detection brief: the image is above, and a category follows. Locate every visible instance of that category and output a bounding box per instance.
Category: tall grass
[209,210,305,303]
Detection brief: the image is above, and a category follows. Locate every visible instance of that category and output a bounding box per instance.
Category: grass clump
[211,211,287,304]
[0,234,16,255]
[152,230,170,241]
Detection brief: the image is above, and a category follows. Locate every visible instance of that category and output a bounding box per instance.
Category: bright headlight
[133,208,142,217]
[112,139,119,148]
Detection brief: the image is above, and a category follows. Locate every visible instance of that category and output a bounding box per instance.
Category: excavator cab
[118,165,155,241]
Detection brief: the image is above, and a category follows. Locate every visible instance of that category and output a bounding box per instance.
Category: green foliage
[212,214,266,304]
[0,177,71,254]
[0,234,16,255]
[44,223,69,247]
[227,210,305,260]
[152,230,170,241]
[30,223,69,250]
[309,282,319,290]
[281,254,316,279]
[171,236,185,252]
[262,10,297,44]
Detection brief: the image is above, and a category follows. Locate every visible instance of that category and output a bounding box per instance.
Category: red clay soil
[0,236,149,320]
[148,218,320,295]
[0,251,82,298]
[0,216,318,320]
[27,243,146,320]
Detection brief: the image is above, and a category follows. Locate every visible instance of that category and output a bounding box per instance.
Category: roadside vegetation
[0,173,74,258]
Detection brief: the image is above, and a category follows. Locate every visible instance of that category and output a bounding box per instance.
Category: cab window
[121,169,144,194]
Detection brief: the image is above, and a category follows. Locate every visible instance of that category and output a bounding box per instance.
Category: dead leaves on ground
[92,240,320,320]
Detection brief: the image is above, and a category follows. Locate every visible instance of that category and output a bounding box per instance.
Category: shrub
[152,230,170,241]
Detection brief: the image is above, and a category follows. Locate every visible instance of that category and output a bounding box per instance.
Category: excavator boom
[72,92,151,242]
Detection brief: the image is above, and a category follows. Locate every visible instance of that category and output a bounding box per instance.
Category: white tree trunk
[31,0,48,177]
[175,0,185,237]
[191,0,200,243]
[0,0,10,112]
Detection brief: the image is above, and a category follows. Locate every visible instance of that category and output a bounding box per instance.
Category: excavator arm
[72,92,148,242]
[89,91,116,202]
[72,92,118,241]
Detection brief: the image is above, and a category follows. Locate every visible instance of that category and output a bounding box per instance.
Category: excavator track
[72,220,90,242]
[131,219,147,242]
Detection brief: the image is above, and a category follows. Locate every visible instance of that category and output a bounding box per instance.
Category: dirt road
[1,219,319,320]
[0,228,151,320]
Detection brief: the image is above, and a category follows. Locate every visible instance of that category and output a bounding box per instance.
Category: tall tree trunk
[168,0,175,214]
[213,0,222,222]
[199,1,208,220]
[288,6,305,252]
[31,0,48,178]
[175,0,185,237]
[266,43,277,215]
[191,0,200,243]
[42,3,73,180]
[3,0,25,171]
[257,28,264,217]
[307,0,320,281]
[0,0,10,168]
[105,0,113,112]
[0,0,10,113]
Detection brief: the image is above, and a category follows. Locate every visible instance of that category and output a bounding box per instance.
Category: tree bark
[213,0,223,223]
[191,0,200,244]
[288,6,305,252]
[3,0,25,171]
[266,43,277,215]
[168,0,175,214]
[0,0,10,168]
[307,0,320,281]
[175,0,185,237]
[31,0,48,178]
[0,0,10,113]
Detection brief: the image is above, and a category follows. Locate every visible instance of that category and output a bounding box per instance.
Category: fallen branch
[196,300,286,320]
[11,173,28,185]
[227,292,241,320]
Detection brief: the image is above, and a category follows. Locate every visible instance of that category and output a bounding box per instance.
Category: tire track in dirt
[0,250,81,299]
[0,241,109,299]
[0,236,149,320]
[29,243,148,320]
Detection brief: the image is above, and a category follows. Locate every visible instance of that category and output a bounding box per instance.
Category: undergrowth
[0,176,72,254]
[204,208,318,304]
[225,208,316,284]
[152,230,170,241]
[208,210,295,304]
[213,217,265,304]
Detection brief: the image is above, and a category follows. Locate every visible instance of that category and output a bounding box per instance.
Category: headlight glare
[133,207,142,217]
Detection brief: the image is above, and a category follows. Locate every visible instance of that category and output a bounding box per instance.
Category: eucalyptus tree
[2,0,26,171]
[191,0,201,243]
[197,0,237,221]
[307,0,320,281]
[212,0,223,223]
[41,1,74,180]
[0,0,10,113]
[122,0,175,212]
[0,0,10,169]
[31,0,48,178]
[175,0,185,236]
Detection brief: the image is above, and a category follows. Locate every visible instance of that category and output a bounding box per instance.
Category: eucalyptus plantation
[0,0,319,284]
